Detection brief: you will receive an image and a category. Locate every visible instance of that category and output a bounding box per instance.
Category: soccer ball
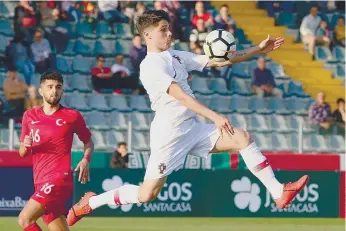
[203,29,237,62]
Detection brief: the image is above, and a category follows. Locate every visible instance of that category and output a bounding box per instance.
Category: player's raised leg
[18,199,44,231]
[210,127,308,209]
[47,215,70,231]
[67,177,167,226]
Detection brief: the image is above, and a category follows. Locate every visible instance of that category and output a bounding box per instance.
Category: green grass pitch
[0,217,344,231]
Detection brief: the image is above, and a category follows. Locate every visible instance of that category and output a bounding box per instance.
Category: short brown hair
[135,10,170,36]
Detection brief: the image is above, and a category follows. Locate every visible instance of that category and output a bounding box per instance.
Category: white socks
[239,142,283,199]
[89,184,139,210]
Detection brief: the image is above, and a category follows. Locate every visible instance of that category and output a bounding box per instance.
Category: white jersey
[139,48,209,126]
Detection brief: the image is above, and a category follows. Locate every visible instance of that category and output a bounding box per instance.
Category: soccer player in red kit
[18,72,94,231]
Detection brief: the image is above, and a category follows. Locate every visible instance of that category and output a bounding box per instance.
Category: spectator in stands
[129,34,146,74]
[334,17,345,47]
[3,70,28,119]
[14,0,39,45]
[6,34,35,85]
[299,6,326,55]
[98,0,129,34]
[31,30,53,74]
[192,1,213,29]
[91,55,115,93]
[214,4,234,30]
[308,92,332,130]
[189,19,208,52]
[252,57,283,98]
[56,1,81,24]
[111,54,140,94]
[316,20,331,46]
[37,1,59,28]
[110,142,129,169]
[332,98,345,128]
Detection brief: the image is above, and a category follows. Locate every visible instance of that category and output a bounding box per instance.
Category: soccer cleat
[67,191,96,226]
[274,175,309,209]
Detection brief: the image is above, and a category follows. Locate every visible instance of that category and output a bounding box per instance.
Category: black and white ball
[203,29,237,62]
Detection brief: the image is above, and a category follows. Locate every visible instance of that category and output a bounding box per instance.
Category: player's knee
[238,130,252,149]
[138,189,159,203]
[18,213,33,228]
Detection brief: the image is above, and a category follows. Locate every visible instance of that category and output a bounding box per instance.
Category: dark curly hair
[40,71,63,84]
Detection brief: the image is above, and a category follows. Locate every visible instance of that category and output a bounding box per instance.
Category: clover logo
[102,176,133,212]
[231,176,261,213]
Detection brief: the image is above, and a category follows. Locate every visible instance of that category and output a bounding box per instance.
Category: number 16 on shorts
[40,183,55,195]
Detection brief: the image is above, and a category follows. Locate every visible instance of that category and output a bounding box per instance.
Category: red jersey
[192,13,212,28]
[91,66,112,76]
[20,106,91,185]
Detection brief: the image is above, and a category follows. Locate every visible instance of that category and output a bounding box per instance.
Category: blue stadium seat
[228,114,247,130]
[329,135,345,153]
[248,97,272,114]
[106,130,126,147]
[109,95,131,112]
[270,114,292,133]
[289,115,318,133]
[130,95,151,112]
[0,35,11,53]
[0,2,14,18]
[0,19,13,36]
[267,62,286,78]
[331,13,344,28]
[334,64,345,79]
[209,95,231,113]
[248,114,271,133]
[230,95,252,114]
[56,56,72,74]
[96,22,115,39]
[315,46,332,61]
[194,94,211,107]
[230,78,252,96]
[271,134,291,151]
[61,40,76,56]
[72,134,84,150]
[91,130,107,150]
[88,92,110,112]
[304,135,328,153]
[230,63,248,78]
[109,111,128,130]
[86,111,109,130]
[72,56,92,74]
[191,78,213,95]
[267,98,290,114]
[94,39,115,56]
[252,133,272,151]
[76,22,95,38]
[115,39,132,55]
[173,42,189,51]
[60,96,69,107]
[0,129,20,148]
[114,23,132,39]
[132,132,150,151]
[131,112,150,131]
[333,46,345,61]
[70,73,91,92]
[74,39,95,56]
[209,78,229,95]
[67,93,90,111]
[286,97,310,115]
[275,12,297,29]
[287,81,309,97]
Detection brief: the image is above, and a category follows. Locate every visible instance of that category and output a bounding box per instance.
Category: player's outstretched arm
[206,35,284,68]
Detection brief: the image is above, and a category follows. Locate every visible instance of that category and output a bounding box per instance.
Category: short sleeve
[174,50,209,72]
[91,67,99,76]
[140,57,175,94]
[20,111,29,142]
[74,112,92,143]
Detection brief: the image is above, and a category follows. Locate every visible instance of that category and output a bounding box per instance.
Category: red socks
[24,223,42,231]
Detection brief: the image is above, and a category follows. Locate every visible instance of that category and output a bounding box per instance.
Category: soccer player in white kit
[67,10,309,225]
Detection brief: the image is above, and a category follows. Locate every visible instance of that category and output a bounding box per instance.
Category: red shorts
[31,179,73,225]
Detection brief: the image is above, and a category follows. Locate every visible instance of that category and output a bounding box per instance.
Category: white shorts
[144,117,219,180]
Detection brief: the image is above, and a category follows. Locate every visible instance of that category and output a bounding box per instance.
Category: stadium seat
[0,2,14,18]
[86,111,109,130]
[230,78,253,96]
[289,115,318,133]
[88,92,110,111]
[72,55,92,74]
[114,23,132,39]
[248,97,272,114]
[105,130,127,147]
[230,63,248,78]
[72,134,84,150]
[228,114,247,130]
[109,111,128,130]
[248,114,271,132]
[191,77,213,95]
[91,130,108,150]
[209,95,232,114]
[94,39,116,56]
[275,12,297,29]
[62,75,72,92]
[331,13,344,28]
[304,135,329,153]
[194,94,211,107]
[271,134,291,151]
[267,98,290,114]
[130,95,151,112]
[209,78,229,95]
[0,35,11,53]
[173,42,189,51]
[270,114,292,133]
[76,22,95,38]
[67,93,90,111]
[60,96,69,107]
[74,39,95,56]
[0,129,20,148]
[267,62,286,78]
[131,112,150,131]
[70,73,92,92]
[109,95,131,112]
[115,39,132,55]
[315,46,332,61]
[329,135,345,153]
[286,97,310,115]
[56,56,72,74]
[334,64,345,79]
[332,46,345,61]
[252,133,272,151]
[96,22,115,39]
[0,19,13,36]
[61,40,76,56]
[132,132,150,151]
[287,81,309,98]
[230,95,252,114]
